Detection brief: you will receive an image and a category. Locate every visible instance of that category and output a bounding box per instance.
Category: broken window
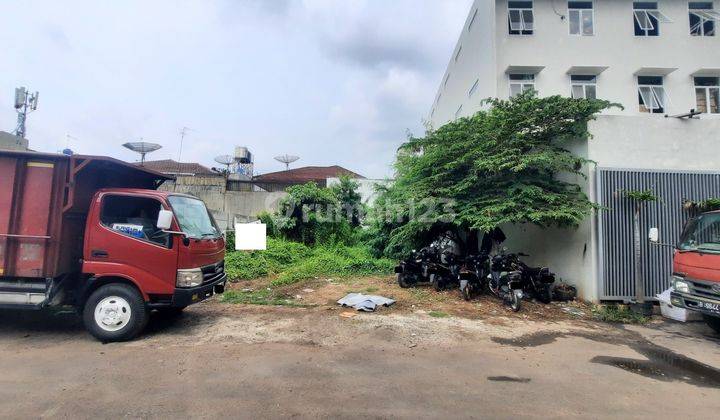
[694,76,720,114]
[689,2,719,36]
[569,1,594,35]
[637,76,667,114]
[508,1,534,35]
[570,75,597,99]
[633,2,671,36]
[100,195,171,248]
[509,73,535,97]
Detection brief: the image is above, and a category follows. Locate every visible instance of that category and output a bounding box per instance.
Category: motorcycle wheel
[538,284,553,304]
[462,284,472,301]
[509,290,522,312]
[433,277,443,292]
[397,273,411,288]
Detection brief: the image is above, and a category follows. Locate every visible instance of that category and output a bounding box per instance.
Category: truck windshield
[678,213,720,253]
[168,196,220,239]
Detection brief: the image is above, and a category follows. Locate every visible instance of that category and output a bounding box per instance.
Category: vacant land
[1,277,719,419]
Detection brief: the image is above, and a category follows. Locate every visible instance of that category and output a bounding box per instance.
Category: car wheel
[83,283,149,342]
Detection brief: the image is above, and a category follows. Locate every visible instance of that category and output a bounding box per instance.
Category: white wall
[430,0,496,127]
[431,0,720,126]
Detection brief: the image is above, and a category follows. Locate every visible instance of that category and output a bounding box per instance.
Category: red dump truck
[652,211,720,334]
[0,150,226,341]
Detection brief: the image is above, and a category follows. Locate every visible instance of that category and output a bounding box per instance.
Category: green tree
[369,91,620,257]
[330,175,363,227]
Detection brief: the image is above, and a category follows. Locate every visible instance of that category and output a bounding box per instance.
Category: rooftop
[253,165,364,183]
[137,159,217,176]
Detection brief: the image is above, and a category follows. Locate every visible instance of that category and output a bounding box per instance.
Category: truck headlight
[177,268,203,288]
[673,276,689,294]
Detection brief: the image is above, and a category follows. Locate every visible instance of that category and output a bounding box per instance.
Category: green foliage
[622,189,658,202]
[223,237,395,286]
[330,175,364,227]
[221,288,309,307]
[264,179,364,246]
[428,311,450,318]
[685,198,720,216]
[368,91,620,257]
[224,231,235,252]
[592,304,649,324]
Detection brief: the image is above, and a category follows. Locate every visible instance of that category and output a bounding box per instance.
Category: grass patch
[365,287,379,293]
[225,238,395,286]
[221,289,309,307]
[592,305,649,324]
[428,311,449,318]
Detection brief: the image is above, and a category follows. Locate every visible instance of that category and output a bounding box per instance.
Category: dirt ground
[2,277,720,419]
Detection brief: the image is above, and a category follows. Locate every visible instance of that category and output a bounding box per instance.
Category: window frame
[637,75,667,114]
[509,73,536,97]
[568,1,594,36]
[468,79,479,98]
[455,105,463,120]
[694,76,720,114]
[508,0,534,35]
[633,2,672,37]
[570,75,597,99]
[468,8,478,31]
[99,193,173,249]
[689,1,718,36]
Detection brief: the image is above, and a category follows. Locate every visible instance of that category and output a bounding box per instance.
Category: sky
[0,0,472,178]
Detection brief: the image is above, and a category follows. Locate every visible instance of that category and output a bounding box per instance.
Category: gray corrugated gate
[597,168,720,301]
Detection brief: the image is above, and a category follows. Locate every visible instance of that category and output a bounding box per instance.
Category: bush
[592,305,649,324]
[224,237,395,286]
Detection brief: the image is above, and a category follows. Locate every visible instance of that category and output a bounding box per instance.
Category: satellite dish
[214,154,234,165]
[274,154,300,170]
[123,141,162,165]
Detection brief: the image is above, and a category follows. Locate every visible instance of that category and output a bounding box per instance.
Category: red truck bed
[0,150,170,280]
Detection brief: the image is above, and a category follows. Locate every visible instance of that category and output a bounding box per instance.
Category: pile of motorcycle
[394,244,556,313]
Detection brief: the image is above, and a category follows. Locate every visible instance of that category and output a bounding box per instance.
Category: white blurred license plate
[701,301,720,314]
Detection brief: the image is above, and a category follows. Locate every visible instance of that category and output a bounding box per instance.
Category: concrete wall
[159,176,286,231]
[0,131,28,151]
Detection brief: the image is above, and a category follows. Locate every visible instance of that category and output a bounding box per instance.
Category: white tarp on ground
[337,293,396,312]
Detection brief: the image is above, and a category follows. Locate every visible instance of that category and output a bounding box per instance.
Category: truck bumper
[670,291,720,317]
[170,274,227,308]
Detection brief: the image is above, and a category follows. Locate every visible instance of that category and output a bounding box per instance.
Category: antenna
[13,87,39,139]
[123,141,162,165]
[214,154,234,176]
[274,154,300,170]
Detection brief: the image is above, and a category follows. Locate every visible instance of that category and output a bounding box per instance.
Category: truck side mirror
[648,227,659,243]
[157,210,174,230]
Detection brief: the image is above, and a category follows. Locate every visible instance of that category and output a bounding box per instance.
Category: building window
[455,46,462,62]
[695,76,720,113]
[468,79,479,98]
[509,73,535,97]
[444,73,450,87]
[571,75,597,99]
[455,105,463,119]
[508,1,534,35]
[569,1,594,35]
[468,8,478,31]
[637,76,667,114]
[689,2,719,36]
[633,2,671,36]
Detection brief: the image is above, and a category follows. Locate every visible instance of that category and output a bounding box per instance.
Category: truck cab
[0,151,226,342]
[659,211,720,334]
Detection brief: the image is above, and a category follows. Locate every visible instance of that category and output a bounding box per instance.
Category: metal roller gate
[597,168,720,301]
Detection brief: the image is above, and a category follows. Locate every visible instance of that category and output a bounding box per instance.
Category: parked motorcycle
[487,253,524,312]
[458,253,489,301]
[395,247,432,288]
[503,253,556,304]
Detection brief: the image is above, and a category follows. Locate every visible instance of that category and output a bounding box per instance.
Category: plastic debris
[337,293,396,312]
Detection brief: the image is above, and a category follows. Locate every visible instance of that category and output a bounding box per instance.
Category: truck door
[85,194,178,295]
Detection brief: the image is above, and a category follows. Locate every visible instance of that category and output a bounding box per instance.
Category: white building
[430,0,720,302]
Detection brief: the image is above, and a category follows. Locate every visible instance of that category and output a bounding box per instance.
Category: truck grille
[200,260,225,284]
[687,279,720,299]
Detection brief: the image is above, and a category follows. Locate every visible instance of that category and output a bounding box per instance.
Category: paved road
[1,303,720,419]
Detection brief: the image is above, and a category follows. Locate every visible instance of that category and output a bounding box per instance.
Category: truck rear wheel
[83,284,149,342]
[703,315,720,335]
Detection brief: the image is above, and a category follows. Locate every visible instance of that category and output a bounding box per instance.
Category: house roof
[253,165,365,183]
[138,159,217,176]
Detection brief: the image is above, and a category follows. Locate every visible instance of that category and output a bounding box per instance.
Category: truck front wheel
[83,284,149,342]
[703,315,720,335]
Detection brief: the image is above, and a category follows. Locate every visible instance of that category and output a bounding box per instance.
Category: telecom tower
[14,87,39,139]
